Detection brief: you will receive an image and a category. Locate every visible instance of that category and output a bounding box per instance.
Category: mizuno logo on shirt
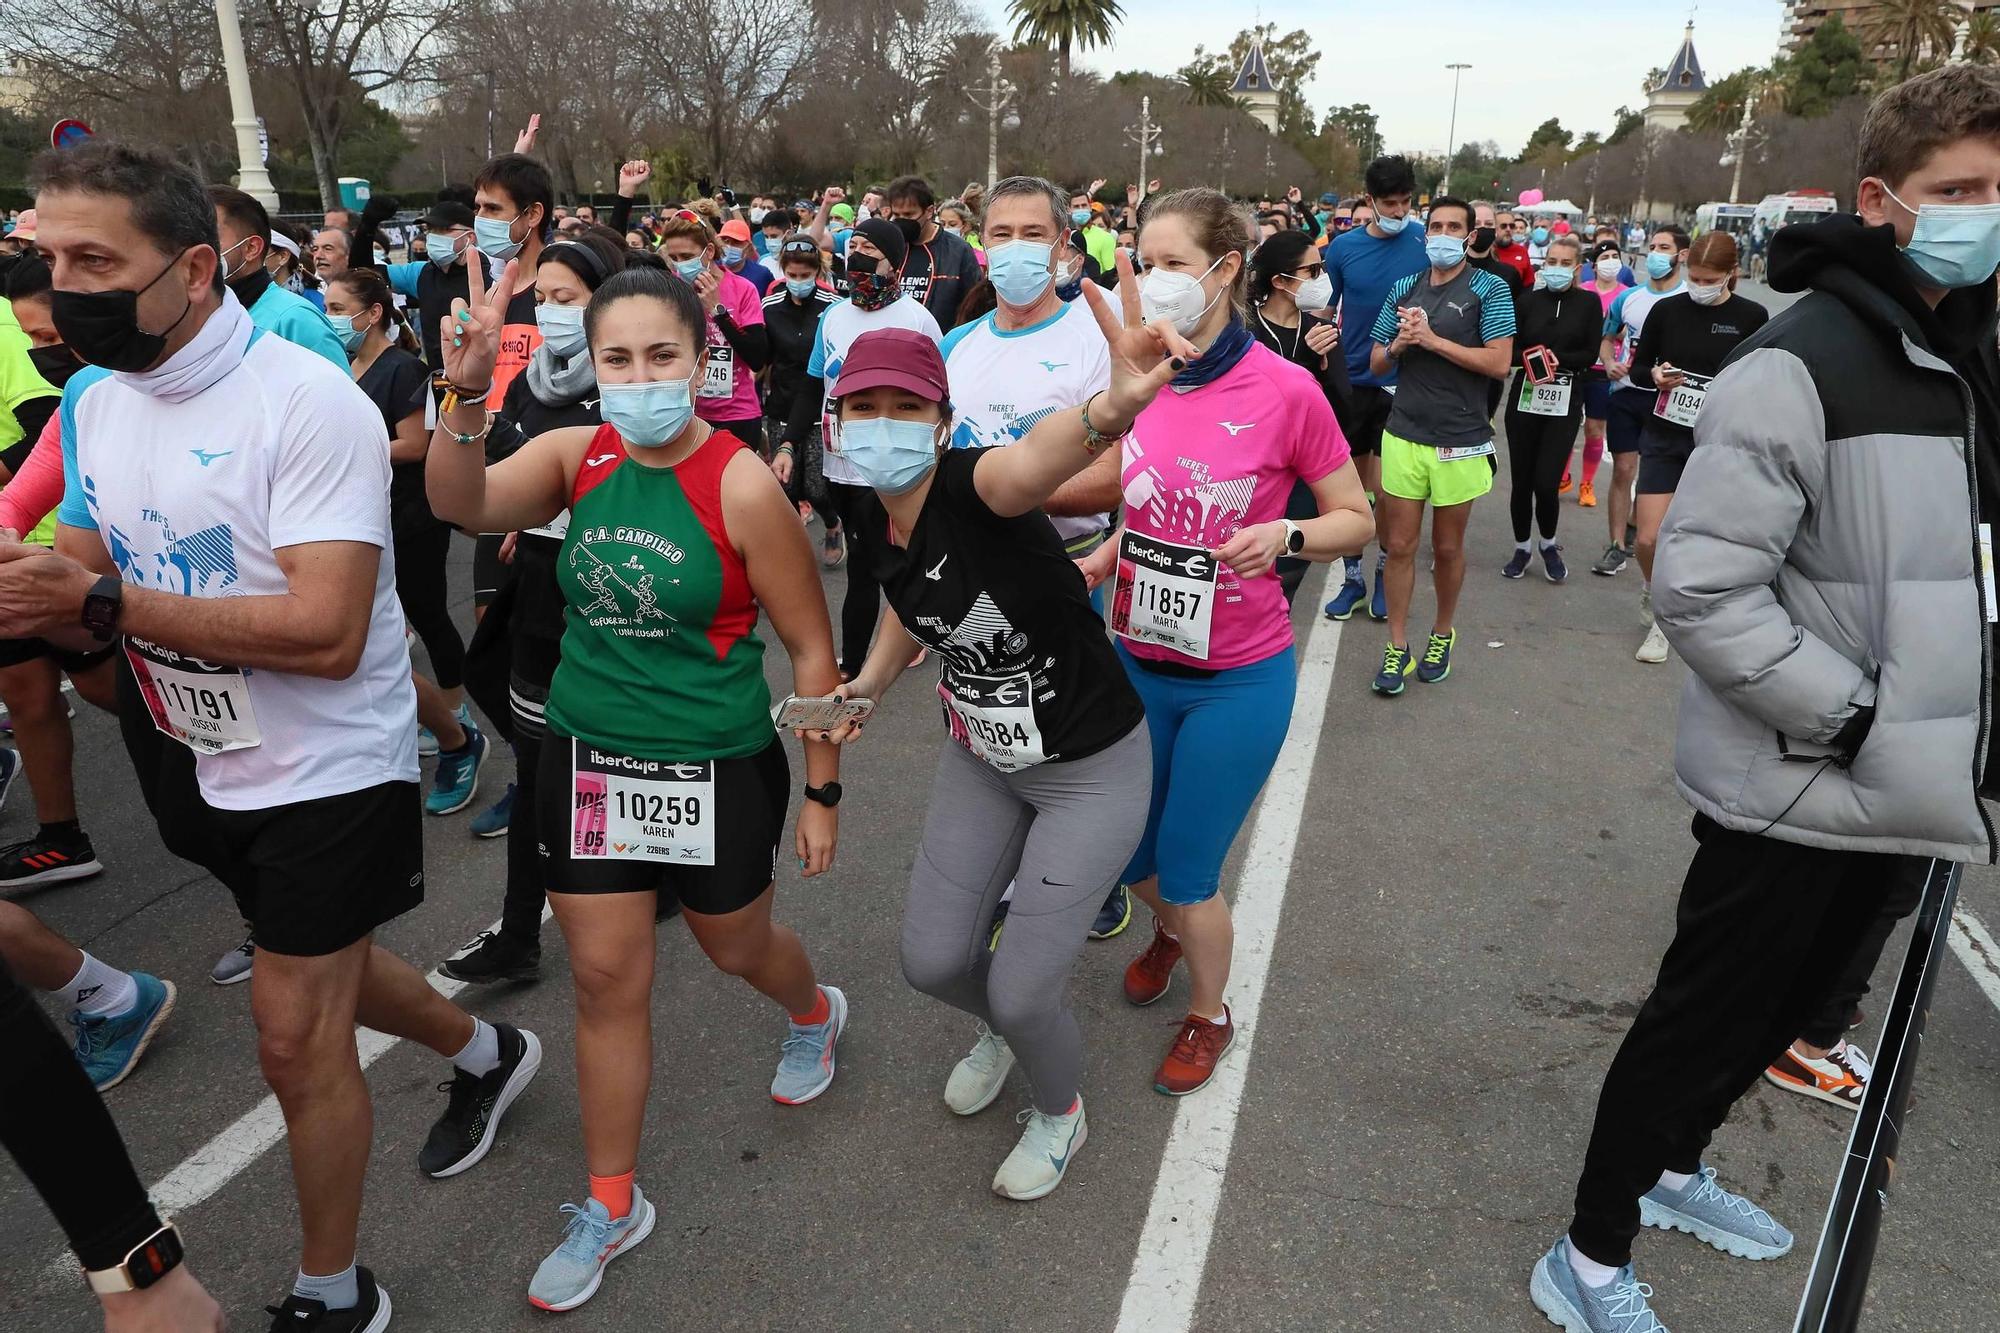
[925,555,948,580]
[189,449,233,467]
[1038,360,1067,372]
[1218,422,1256,436]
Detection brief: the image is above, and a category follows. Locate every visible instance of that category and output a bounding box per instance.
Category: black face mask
[27,342,82,389]
[892,217,923,248]
[1471,225,1497,255]
[50,250,194,373]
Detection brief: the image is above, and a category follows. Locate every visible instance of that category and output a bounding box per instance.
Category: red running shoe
[1123,917,1182,1006]
[1154,1007,1234,1096]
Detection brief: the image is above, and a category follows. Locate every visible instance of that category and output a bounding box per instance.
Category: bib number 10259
[571,741,716,865]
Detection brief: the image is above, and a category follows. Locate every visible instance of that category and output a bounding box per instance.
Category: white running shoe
[992,1097,1087,1201]
[944,1024,1015,1116]
[1636,623,1670,664]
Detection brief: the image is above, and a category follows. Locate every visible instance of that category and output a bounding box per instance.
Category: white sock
[1657,1167,1694,1193]
[1538,536,1557,551]
[62,953,136,1017]
[1516,539,1532,553]
[293,1264,359,1310]
[1565,1236,1621,1289]
[451,1018,502,1077]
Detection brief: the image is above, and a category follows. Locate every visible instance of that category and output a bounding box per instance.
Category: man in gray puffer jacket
[1531,63,2000,1333]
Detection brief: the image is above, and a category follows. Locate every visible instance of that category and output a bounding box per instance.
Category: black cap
[1589,239,1624,262]
[854,217,907,270]
[426,199,475,230]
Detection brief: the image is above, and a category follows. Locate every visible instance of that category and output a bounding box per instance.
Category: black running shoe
[265,1266,391,1331]
[419,1022,542,1178]
[438,929,541,985]
[0,826,103,888]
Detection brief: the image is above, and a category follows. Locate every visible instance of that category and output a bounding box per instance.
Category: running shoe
[1088,883,1132,940]
[417,726,439,759]
[1640,1165,1793,1260]
[1559,469,1574,495]
[73,973,175,1092]
[1591,545,1630,577]
[0,747,18,811]
[1579,481,1598,508]
[1542,543,1568,584]
[1415,629,1456,684]
[821,525,847,568]
[1371,642,1414,696]
[470,782,515,838]
[1625,521,1638,550]
[1764,1040,1870,1110]
[771,984,847,1105]
[1323,560,1368,619]
[1528,1238,1668,1333]
[439,928,542,985]
[1502,548,1533,580]
[945,1024,1016,1116]
[1123,917,1183,1005]
[1368,555,1388,621]
[992,1097,1087,1201]
[1154,1007,1234,1096]
[426,718,488,816]
[1849,1005,1866,1031]
[528,1190,656,1312]
[211,934,255,986]
[419,1022,542,1177]
[1636,623,1670,664]
[264,1267,392,1332]
[0,825,103,888]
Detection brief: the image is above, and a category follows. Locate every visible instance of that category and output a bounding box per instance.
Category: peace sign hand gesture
[514,114,540,154]
[1080,248,1201,431]
[440,252,519,394]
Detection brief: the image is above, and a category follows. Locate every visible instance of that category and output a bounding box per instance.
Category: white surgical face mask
[1687,280,1728,306]
[1139,254,1227,335]
[1288,272,1333,312]
[1596,256,1622,282]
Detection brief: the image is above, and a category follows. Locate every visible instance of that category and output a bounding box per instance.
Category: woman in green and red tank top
[426,260,846,1311]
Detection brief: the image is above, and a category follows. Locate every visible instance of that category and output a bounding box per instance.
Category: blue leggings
[1117,641,1296,905]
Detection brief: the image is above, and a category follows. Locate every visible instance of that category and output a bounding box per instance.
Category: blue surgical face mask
[1531,226,1550,245]
[428,231,464,268]
[1070,208,1091,226]
[332,312,368,355]
[722,245,744,265]
[1540,264,1575,291]
[535,302,588,359]
[674,256,707,281]
[1426,234,1466,269]
[1882,182,2000,289]
[837,415,940,494]
[473,212,525,261]
[1645,251,1677,282]
[1375,211,1411,235]
[599,373,697,448]
[986,240,1055,307]
[785,277,818,300]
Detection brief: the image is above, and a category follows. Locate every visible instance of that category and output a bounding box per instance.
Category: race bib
[1517,372,1573,418]
[125,637,261,754]
[1435,441,1497,462]
[1112,530,1216,660]
[1654,372,1712,427]
[940,670,1045,772]
[527,508,571,540]
[699,343,735,400]
[570,740,715,865]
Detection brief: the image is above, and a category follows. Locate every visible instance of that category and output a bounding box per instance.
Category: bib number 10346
[571,741,716,865]
[125,637,262,754]
[1111,530,1216,660]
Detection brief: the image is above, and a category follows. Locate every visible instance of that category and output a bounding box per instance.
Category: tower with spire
[1644,21,1707,131]
[1232,38,1282,133]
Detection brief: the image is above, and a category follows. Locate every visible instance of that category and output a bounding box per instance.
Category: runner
[21,139,540,1331]
[1625,231,1766,664]
[1481,203,1534,289]
[1467,201,1526,424]
[815,319,1158,1197]
[762,235,837,550]
[717,218,774,297]
[1560,239,1631,507]
[0,904,172,1089]
[780,218,945,680]
[1366,194,1517,697]
[881,175,983,329]
[309,227,351,283]
[210,187,346,367]
[441,231,625,986]
[1073,189,1373,1096]
[426,260,848,1311]
[1499,233,1598,583]
[656,214,769,455]
[1589,226,1687,578]
[1321,155,1427,622]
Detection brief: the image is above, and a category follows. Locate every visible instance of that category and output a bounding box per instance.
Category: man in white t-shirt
[3,140,539,1330]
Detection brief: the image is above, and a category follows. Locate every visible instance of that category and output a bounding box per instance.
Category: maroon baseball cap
[835,328,948,403]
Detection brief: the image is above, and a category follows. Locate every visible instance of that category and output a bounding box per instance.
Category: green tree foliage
[1007,0,1125,81]
[1788,17,1870,113]
[1519,117,1573,162]
[1322,104,1383,165]
[1868,0,1961,81]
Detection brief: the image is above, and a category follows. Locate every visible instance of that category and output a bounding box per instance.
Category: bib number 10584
[571,741,716,865]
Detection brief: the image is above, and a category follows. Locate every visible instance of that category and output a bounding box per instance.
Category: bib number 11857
[1111,530,1216,660]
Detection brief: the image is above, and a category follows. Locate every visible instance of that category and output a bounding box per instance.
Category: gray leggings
[899,724,1153,1114]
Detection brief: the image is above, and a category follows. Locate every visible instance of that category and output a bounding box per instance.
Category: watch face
[130,1225,183,1289]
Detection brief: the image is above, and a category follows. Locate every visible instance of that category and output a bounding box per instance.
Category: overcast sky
[971,0,1787,157]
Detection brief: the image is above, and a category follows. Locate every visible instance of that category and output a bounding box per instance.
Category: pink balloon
[1519,188,1545,206]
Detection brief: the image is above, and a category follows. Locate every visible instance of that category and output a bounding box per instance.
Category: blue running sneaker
[427,717,488,816]
[1088,882,1132,940]
[1502,548,1532,579]
[992,1097,1088,1200]
[1529,1237,1669,1333]
[471,782,515,838]
[74,973,175,1092]
[528,1188,657,1312]
[771,984,847,1104]
[1640,1165,1793,1260]
[1415,629,1456,684]
[1368,555,1388,621]
[1542,542,1569,583]
[1323,559,1368,620]
[416,726,439,758]
[1371,642,1414,696]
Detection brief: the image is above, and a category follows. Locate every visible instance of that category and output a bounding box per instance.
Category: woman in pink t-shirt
[657,214,771,456]
[1077,189,1373,1096]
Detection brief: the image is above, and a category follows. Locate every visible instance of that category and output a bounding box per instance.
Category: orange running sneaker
[1579,481,1597,507]
[1122,917,1182,1006]
[1764,1040,1869,1110]
[1558,469,1574,494]
[1154,1007,1235,1096]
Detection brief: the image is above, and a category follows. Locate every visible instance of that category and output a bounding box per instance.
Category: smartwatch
[81,575,123,642]
[1280,519,1306,555]
[85,1220,184,1294]
[803,781,843,808]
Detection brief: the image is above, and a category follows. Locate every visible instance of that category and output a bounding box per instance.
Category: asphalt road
[6,275,1998,1331]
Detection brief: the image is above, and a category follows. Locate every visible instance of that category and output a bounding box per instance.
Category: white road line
[1948,904,2000,1016]
[1114,570,1344,1333]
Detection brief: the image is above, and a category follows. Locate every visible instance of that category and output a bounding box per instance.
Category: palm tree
[1685,66,1784,135]
[1964,11,2000,65]
[1008,0,1126,81]
[1181,59,1236,108]
[1868,0,1961,80]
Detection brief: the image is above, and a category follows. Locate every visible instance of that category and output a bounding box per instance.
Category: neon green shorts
[1379,429,1495,508]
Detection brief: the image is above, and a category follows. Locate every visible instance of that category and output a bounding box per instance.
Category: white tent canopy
[1515,197,1584,218]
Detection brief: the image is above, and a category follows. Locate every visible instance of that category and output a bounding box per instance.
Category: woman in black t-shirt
[812,307,1187,1202]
